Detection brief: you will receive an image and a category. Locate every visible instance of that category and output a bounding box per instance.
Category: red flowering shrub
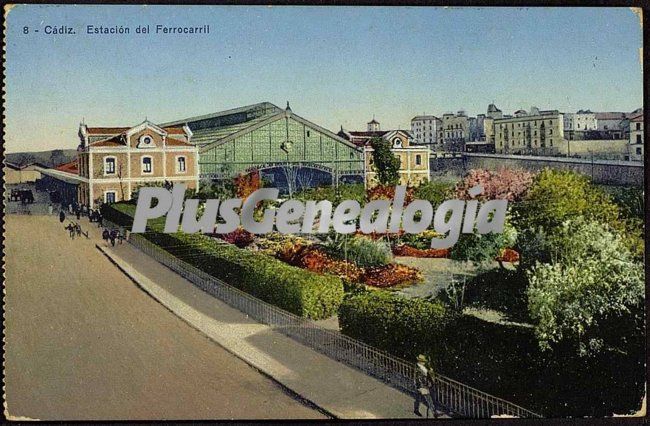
[393,244,449,258]
[455,168,534,201]
[360,264,422,288]
[367,185,415,204]
[221,228,255,248]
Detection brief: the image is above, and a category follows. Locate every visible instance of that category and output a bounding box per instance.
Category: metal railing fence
[115,223,541,419]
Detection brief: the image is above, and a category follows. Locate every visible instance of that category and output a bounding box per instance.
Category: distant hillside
[5,149,78,168]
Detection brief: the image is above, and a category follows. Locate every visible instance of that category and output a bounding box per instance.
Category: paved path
[4,215,324,420]
[99,240,425,419]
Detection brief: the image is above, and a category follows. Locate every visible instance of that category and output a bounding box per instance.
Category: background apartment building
[411,115,442,151]
[629,112,644,162]
[594,112,628,139]
[563,110,597,131]
[441,111,469,152]
[494,108,564,155]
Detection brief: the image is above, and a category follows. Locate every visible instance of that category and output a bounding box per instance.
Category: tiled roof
[595,112,627,120]
[90,135,124,147]
[55,159,79,174]
[87,127,130,135]
[87,126,185,135]
[629,113,643,122]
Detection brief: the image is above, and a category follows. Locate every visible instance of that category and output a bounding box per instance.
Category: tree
[526,219,644,356]
[512,169,619,232]
[296,167,318,192]
[369,137,400,186]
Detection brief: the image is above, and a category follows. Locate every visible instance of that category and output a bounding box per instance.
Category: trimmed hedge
[102,203,344,320]
[100,202,136,227]
[338,291,448,359]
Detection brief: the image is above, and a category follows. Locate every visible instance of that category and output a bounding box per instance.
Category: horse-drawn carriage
[9,189,35,204]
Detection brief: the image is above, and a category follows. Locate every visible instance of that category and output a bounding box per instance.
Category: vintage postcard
[2,4,646,421]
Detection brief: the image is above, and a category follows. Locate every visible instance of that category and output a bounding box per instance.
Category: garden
[103,153,645,417]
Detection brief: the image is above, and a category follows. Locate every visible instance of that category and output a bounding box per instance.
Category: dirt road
[3,214,324,420]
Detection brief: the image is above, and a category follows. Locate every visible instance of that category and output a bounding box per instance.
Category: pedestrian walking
[109,229,117,247]
[48,204,53,215]
[102,228,110,243]
[76,208,81,220]
[59,210,65,223]
[67,222,76,239]
[413,355,433,418]
[75,223,82,237]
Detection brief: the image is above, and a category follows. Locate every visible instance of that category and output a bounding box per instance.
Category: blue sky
[5,5,643,153]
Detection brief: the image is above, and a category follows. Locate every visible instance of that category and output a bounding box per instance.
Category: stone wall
[462,153,644,186]
[556,139,630,156]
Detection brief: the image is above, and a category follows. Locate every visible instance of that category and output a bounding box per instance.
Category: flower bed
[393,244,449,258]
[219,227,255,247]
[278,244,363,283]
[275,242,421,289]
[360,263,423,288]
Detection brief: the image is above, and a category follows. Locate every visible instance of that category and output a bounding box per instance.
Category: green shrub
[100,202,136,226]
[413,181,455,207]
[526,219,645,356]
[103,204,344,319]
[324,235,392,267]
[450,220,517,265]
[338,291,448,359]
[512,168,620,231]
[432,313,645,417]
